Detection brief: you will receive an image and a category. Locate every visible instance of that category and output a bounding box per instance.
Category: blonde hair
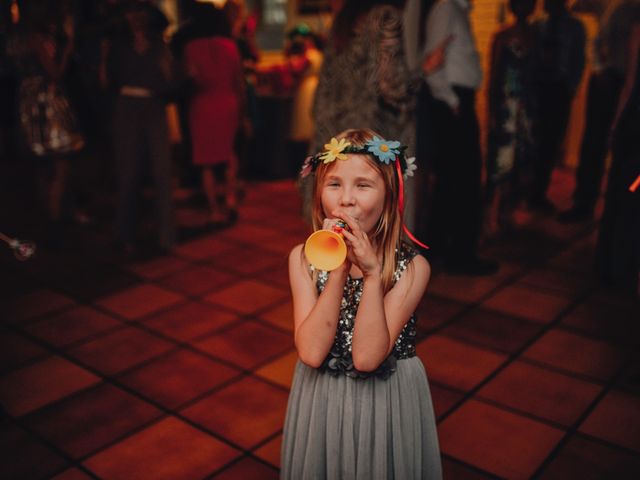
[310,128,404,293]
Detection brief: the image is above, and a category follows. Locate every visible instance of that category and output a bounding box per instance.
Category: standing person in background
[528,0,585,213]
[559,0,640,222]
[184,5,244,225]
[9,8,85,246]
[102,2,176,254]
[423,0,499,275]
[596,20,640,295]
[485,0,537,238]
[308,0,418,229]
[286,25,323,177]
[311,0,416,156]
[224,0,260,188]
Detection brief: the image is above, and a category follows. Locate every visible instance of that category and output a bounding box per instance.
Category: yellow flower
[319,138,351,164]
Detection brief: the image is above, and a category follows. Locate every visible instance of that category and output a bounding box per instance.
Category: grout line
[440,453,505,479]
[531,355,640,478]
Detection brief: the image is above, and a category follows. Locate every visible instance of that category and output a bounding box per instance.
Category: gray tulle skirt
[280,357,442,480]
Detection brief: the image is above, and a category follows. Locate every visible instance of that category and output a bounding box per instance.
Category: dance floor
[1,169,639,479]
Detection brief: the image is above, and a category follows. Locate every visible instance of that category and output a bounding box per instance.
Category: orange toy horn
[304,221,347,271]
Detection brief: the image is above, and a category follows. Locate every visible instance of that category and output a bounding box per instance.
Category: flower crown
[300,137,417,179]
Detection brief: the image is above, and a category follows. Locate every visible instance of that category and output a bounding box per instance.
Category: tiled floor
[1,169,639,480]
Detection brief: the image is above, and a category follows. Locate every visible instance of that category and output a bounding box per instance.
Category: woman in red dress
[184,6,244,223]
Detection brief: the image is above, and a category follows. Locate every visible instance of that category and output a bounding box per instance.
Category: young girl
[281,129,442,479]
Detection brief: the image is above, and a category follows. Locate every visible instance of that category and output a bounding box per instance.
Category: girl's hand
[331,210,381,278]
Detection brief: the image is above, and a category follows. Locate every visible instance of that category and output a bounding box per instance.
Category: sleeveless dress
[487,30,534,188]
[184,36,242,166]
[281,245,442,480]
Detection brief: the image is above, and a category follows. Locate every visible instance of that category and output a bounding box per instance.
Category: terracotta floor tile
[430,383,464,418]
[25,383,162,458]
[157,265,238,297]
[68,326,175,375]
[0,356,99,416]
[260,235,305,257]
[275,218,308,238]
[96,284,184,320]
[142,301,240,342]
[561,299,640,347]
[482,285,571,324]
[50,467,95,480]
[195,320,292,369]
[0,419,69,479]
[128,256,190,280]
[540,434,640,480]
[211,456,279,480]
[4,289,75,323]
[253,434,282,468]
[441,458,495,479]
[175,206,210,228]
[24,306,122,348]
[579,390,640,452]
[427,273,503,304]
[174,235,235,261]
[478,360,603,426]
[255,350,298,388]
[258,302,294,332]
[203,280,289,315]
[416,335,507,391]
[238,203,278,222]
[520,268,594,297]
[547,246,603,274]
[414,295,467,335]
[118,349,241,409]
[257,265,291,290]
[181,376,288,449]
[523,329,627,381]
[0,329,48,374]
[441,309,543,353]
[220,223,282,244]
[481,227,563,266]
[439,399,564,479]
[84,416,241,480]
[210,245,288,276]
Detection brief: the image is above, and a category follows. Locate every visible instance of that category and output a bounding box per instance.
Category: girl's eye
[357,183,371,188]
[327,182,340,187]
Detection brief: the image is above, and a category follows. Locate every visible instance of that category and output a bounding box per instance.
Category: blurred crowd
[0,0,638,293]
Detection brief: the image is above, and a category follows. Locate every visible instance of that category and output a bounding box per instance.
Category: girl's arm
[289,244,349,367]
[351,254,430,372]
[334,210,430,372]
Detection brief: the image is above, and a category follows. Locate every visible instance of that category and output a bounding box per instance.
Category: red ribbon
[395,159,429,249]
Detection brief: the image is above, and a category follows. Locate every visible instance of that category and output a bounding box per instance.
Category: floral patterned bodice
[314,244,419,380]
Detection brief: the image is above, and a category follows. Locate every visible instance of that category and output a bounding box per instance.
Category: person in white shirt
[422,0,498,275]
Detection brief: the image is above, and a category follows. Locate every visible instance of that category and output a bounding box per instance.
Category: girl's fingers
[331,210,361,235]
[322,219,334,231]
[341,228,357,243]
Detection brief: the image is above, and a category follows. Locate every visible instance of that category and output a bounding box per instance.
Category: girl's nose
[339,188,356,206]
